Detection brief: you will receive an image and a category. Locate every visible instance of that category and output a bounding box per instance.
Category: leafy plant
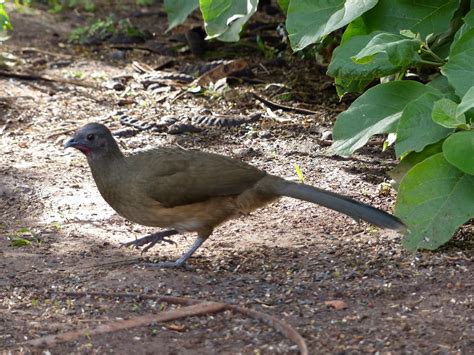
[68,16,147,44]
[48,0,95,13]
[0,0,12,41]
[163,0,474,251]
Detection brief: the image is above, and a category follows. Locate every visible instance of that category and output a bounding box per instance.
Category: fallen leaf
[165,323,186,332]
[324,300,347,310]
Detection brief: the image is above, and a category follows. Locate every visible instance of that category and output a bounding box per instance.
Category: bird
[64,123,406,268]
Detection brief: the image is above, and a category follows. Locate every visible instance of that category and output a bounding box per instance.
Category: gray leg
[121,229,179,254]
[144,236,206,269]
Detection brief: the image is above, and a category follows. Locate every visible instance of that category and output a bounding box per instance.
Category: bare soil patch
[1,3,472,354]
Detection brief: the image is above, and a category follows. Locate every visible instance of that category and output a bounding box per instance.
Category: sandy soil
[1,2,472,354]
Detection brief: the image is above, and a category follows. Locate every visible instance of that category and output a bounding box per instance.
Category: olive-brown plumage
[65,123,405,268]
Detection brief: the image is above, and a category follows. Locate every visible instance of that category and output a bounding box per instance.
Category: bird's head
[64,123,122,160]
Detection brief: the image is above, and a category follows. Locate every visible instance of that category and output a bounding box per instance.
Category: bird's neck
[87,148,126,205]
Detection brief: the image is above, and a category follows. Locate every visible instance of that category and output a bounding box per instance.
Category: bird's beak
[64,138,79,149]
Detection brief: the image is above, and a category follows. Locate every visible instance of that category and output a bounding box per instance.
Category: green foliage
[136,0,155,6]
[165,0,198,31]
[327,3,474,251]
[1,0,12,41]
[69,16,114,43]
[69,17,147,44]
[443,131,474,174]
[48,0,95,13]
[396,153,474,251]
[331,81,438,156]
[395,93,453,158]
[286,0,378,51]
[200,0,258,42]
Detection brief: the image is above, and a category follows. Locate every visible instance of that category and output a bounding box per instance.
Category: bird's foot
[121,229,179,254]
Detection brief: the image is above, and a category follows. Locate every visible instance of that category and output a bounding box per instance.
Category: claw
[120,229,179,253]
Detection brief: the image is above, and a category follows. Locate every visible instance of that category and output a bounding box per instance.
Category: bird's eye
[86,134,95,141]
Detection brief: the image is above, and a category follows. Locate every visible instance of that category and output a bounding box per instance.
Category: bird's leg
[121,229,179,254]
[144,235,207,269]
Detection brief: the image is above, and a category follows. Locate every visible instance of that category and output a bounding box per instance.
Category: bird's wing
[132,148,267,207]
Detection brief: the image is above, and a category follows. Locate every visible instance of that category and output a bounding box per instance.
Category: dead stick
[25,291,308,354]
[26,302,226,347]
[0,70,99,89]
[252,92,317,115]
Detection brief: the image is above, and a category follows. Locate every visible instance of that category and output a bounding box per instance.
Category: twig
[21,47,72,59]
[26,302,226,347]
[0,70,99,89]
[23,291,308,354]
[252,92,318,115]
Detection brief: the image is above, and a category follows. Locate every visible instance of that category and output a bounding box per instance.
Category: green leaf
[334,76,372,97]
[341,16,369,43]
[277,0,289,13]
[363,0,461,38]
[456,86,474,117]
[395,92,452,158]
[328,33,405,80]
[432,98,466,128]
[426,74,457,100]
[200,0,258,42]
[331,81,438,156]
[396,153,474,250]
[164,0,199,31]
[443,131,474,175]
[286,0,378,51]
[388,141,444,187]
[0,1,12,33]
[351,32,422,67]
[441,28,474,97]
[451,9,474,49]
[293,163,305,183]
[10,237,32,247]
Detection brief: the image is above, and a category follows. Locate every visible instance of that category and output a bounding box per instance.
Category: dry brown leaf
[324,300,348,310]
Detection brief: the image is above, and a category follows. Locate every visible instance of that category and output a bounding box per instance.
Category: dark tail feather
[275,180,406,231]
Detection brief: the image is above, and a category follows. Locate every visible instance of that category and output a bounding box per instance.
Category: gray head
[64,123,122,160]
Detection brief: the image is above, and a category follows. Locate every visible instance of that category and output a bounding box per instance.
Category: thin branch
[252,93,317,115]
[22,291,308,354]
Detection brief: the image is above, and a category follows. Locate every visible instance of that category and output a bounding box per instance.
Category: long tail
[269,178,405,231]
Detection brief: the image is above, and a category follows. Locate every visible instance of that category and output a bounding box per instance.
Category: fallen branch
[0,70,99,89]
[252,92,318,115]
[27,302,226,347]
[24,291,308,354]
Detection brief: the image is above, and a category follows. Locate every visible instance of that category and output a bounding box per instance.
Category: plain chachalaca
[65,123,405,268]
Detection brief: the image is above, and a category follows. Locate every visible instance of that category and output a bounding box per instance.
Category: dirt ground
[1,2,473,354]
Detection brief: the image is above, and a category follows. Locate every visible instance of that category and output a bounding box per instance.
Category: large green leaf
[456,86,474,117]
[451,8,474,48]
[352,32,422,67]
[396,153,474,250]
[334,77,372,97]
[200,0,258,42]
[388,141,444,187]
[328,33,404,80]
[395,92,452,158]
[441,28,474,97]
[165,0,199,31]
[331,81,438,156]
[443,131,474,175]
[363,0,461,38]
[286,0,378,51]
[432,98,467,128]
